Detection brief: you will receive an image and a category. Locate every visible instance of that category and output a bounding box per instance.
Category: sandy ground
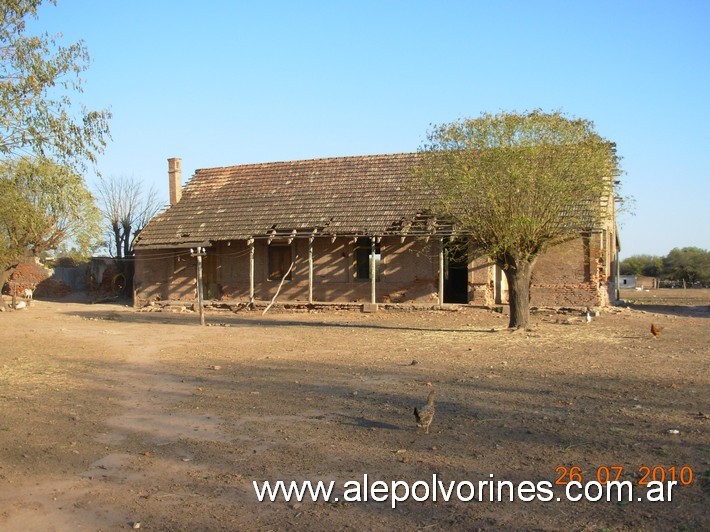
[0,289,708,531]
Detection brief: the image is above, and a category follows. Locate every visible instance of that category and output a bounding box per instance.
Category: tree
[0,157,101,257]
[0,0,111,173]
[0,156,101,291]
[418,110,620,329]
[96,175,162,259]
[0,0,110,302]
[620,255,662,277]
[663,247,710,285]
[95,175,162,297]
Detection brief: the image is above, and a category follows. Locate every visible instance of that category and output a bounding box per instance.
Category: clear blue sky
[29,0,710,258]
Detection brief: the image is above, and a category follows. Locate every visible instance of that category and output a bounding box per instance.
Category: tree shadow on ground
[65,308,500,334]
[3,324,708,531]
[621,302,710,318]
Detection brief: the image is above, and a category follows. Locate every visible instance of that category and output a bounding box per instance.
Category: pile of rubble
[2,260,71,299]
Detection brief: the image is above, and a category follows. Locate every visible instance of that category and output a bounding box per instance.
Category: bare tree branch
[96,175,162,259]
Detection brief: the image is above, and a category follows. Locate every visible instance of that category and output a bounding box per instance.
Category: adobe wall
[530,233,610,308]
[463,230,614,309]
[134,230,615,309]
[133,248,196,305]
[230,237,438,304]
[468,254,496,306]
[134,237,440,306]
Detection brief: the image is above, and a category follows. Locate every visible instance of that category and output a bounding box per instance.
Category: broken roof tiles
[135,152,438,248]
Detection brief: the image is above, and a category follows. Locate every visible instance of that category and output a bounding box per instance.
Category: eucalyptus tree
[0,0,111,171]
[0,0,110,294]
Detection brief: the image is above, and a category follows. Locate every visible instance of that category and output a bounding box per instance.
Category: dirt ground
[0,289,708,531]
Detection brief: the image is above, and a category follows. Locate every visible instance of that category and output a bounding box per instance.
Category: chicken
[650,323,663,338]
[414,390,436,434]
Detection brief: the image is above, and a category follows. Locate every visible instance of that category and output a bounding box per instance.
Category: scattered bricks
[2,261,52,296]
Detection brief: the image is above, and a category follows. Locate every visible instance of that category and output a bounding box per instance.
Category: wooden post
[248,238,255,304]
[308,236,314,305]
[191,247,206,326]
[439,238,445,307]
[197,253,205,326]
[370,237,376,304]
[614,247,620,301]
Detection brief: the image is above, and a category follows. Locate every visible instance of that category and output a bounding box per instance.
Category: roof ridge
[137,151,430,247]
[194,151,420,174]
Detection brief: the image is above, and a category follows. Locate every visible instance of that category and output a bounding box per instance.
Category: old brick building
[133,154,618,309]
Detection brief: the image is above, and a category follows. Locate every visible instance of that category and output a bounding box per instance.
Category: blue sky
[29,0,710,258]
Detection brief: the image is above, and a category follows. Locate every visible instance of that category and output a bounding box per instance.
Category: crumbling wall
[530,233,608,308]
[133,249,195,306]
[134,231,616,309]
[134,237,441,307]
[468,255,495,306]
[2,260,71,298]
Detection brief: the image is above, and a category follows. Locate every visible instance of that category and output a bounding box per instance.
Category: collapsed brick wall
[2,260,71,298]
[87,259,126,297]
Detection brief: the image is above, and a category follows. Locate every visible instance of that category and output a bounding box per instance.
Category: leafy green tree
[0,174,33,268]
[663,247,710,285]
[0,1,109,303]
[620,256,643,276]
[0,0,111,172]
[620,255,662,277]
[418,110,620,328]
[0,157,101,270]
[642,256,663,277]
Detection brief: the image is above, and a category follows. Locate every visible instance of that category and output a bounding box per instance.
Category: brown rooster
[650,323,663,338]
[414,390,436,434]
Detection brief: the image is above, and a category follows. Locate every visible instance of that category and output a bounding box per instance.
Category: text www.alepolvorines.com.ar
[253,474,678,508]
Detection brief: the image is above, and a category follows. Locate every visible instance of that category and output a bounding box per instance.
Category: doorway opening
[444,241,469,303]
[203,251,220,300]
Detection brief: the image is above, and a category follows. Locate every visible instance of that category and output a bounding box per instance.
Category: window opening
[354,238,381,281]
[269,243,293,281]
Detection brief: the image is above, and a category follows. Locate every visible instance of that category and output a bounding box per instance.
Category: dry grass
[0,291,708,530]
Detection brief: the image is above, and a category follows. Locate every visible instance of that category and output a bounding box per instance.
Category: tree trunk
[112,223,122,259]
[501,257,536,329]
[0,266,15,310]
[122,223,131,259]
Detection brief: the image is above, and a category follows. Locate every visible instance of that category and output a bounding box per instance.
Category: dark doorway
[203,252,220,300]
[444,242,469,303]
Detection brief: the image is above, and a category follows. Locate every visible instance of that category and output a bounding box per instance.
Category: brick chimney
[168,157,182,205]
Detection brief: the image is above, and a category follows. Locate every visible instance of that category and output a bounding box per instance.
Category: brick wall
[135,237,440,306]
[135,230,615,309]
[529,233,610,307]
[134,249,195,306]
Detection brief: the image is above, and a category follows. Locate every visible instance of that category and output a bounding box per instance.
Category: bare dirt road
[0,290,708,530]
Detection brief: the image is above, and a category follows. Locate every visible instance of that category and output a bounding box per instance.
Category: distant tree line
[620,247,710,286]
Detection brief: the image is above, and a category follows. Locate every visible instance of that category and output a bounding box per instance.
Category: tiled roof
[135,152,439,248]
